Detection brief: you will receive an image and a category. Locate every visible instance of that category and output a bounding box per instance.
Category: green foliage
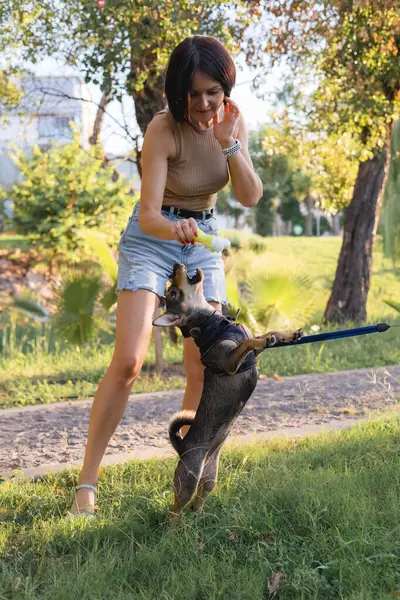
[254,188,275,236]
[2,235,400,408]
[314,5,400,151]
[249,127,287,235]
[11,267,110,347]
[225,251,316,333]
[248,234,268,253]
[52,267,104,346]
[223,232,242,249]
[277,182,305,233]
[247,271,315,332]
[263,2,400,153]
[382,299,400,313]
[10,228,121,346]
[258,3,400,322]
[0,135,134,262]
[0,68,21,107]
[261,121,359,215]
[12,294,50,322]
[82,229,118,283]
[216,184,246,226]
[0,0,262,130]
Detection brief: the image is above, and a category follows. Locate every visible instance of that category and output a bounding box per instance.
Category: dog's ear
[153,312,181,327]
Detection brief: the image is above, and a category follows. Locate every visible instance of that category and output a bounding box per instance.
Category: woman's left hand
[213,98,241,148]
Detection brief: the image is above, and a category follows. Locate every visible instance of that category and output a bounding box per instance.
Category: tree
[259,1,400,322]
[0,69,21,108]
[249,126,289,236]
[383,120,400,261]
[258,121,358,236]
[0,0,263,162]
[277,177,305,235]
[0,0,265,371]
[216,184,247,229]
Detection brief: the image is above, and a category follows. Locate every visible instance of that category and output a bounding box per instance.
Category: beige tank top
[153,110,229,211]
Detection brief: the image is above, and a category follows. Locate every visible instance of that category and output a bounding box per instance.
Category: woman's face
[188,71,225,128]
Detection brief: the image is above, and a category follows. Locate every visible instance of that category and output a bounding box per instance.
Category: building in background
[0,75,141,229]
[0,75,95,192]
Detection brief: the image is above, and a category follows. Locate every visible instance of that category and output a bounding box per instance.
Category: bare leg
[180,301,220,436]
[70,289,159,513]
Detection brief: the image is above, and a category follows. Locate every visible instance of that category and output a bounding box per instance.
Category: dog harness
[180,312,257,375]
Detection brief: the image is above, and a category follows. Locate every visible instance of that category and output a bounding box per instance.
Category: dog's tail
[169,410,196,454]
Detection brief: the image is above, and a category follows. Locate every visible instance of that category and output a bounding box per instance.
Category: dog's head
[153,263,211,328]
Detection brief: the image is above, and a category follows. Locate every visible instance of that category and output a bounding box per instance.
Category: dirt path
[1,365,399,474]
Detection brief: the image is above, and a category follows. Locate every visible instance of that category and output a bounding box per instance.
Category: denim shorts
[116,203,227,304]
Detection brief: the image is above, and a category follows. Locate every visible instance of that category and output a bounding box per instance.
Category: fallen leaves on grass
[259,373,283,381]
[268,571,285,595]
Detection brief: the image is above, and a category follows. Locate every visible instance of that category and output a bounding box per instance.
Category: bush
[1,134,135,262]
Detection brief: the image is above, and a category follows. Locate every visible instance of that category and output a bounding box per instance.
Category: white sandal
[67,483,98,518]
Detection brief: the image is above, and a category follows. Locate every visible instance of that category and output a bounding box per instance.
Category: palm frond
[101,283,117,311]
[225,266,254,328]
[12,296,50,322]
[53,274,103,345]
[382,298,400,313]
[81,229,118,283]
[246,271,316,331]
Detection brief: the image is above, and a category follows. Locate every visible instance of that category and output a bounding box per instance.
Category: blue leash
[269,322,400,348]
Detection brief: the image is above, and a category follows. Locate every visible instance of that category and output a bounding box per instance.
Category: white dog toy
[195,230,231,253]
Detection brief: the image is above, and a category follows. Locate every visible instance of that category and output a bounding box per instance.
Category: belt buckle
[176,208,183,218]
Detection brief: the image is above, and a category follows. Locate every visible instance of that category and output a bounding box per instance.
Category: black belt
[161,205,214,220]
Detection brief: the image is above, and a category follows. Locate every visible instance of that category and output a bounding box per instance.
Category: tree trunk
[332,212,341,235]
[89,92,110,146]
[87,91,122,182]
[133,73,165,136]
[306,195,313,235]
[323,125,392,324]
[129,74,165,179]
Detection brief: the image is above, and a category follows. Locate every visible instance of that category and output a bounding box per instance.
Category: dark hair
[165,35,236,124]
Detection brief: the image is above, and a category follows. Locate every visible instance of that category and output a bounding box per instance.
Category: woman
[70,35,262,515]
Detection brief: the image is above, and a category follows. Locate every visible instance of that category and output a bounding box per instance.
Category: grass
[2,416,400,599]
[0,337,185,409]
[1,234,400,410]
[222,234,400,324]
[0,233,32,250]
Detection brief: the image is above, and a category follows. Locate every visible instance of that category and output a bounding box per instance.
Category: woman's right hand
[171,217,199,244]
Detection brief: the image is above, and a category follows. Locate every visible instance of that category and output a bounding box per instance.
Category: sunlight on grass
[1,236,400,410]
[2,416,400,598]
[0,234,32,250]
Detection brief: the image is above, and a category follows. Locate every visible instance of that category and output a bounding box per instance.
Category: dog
[153,263,302,522]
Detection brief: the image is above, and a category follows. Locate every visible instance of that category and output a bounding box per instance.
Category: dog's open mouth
[171,264,202,285]
[187,268,202,284]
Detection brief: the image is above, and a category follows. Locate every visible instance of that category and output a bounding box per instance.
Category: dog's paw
[264,334,277,348]
[292,329,303,342]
